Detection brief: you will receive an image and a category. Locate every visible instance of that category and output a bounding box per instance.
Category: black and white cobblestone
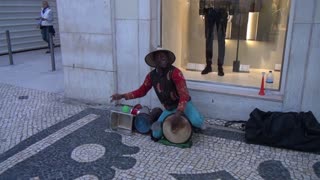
[116,128,320,179]
[314,161,320,178]
[0,83,86,154]
[0,83,319,179]
[71,144,106,163]
[0,109,138,179]
[74,174,99,180]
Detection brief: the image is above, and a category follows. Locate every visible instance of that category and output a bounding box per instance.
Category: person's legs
[41,27,50,52]
[183,101,204,128]
[216,10,228,76]
[152,101,204,139]
[202,8,215,75]
[152,109,174,139]
[41,27,48,43]
[46,27,50,50]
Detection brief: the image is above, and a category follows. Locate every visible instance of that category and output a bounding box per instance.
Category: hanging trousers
[204,8,228,66]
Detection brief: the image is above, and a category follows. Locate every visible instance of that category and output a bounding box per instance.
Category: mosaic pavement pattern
[171,170,237,180]
[0,83,86,154]
[0,107,319,179]
[258,160,292,180]
[0,109,138,179]
[314,162,320,178]
[116,129,320,179]
[0,83,320,179]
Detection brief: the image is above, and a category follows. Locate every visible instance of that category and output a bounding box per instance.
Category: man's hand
[110,94,124,102]
[37,17,47,21]
[36,17,46,21]
[171,111,184,133]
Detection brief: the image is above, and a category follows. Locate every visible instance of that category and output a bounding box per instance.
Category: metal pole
[236,13,241,61]
[5,30,14,65]
[232,12,241,72]
[48,32,56,71]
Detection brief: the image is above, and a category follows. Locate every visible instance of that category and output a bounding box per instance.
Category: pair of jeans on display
[202,8,228,75]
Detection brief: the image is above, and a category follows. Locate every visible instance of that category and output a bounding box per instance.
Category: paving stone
[258,160,292,180]
[71,144,106,163]
[313,162,320,178]
[74,174,98,180]
[171,170,237,180]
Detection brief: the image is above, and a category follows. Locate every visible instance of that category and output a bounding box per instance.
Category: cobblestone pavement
[0,83,86,154]
[0,83,320,179]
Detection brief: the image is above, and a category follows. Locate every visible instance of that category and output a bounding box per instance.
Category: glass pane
[162,0,291,90]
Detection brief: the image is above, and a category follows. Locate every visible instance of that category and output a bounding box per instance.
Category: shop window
[162,0,291,90]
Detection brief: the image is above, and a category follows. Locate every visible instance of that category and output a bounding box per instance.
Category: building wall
[57,0,115,104]
[282,0,320,119]
[114,0,154,107]
[57,0,320,121]
[295,0,320,120]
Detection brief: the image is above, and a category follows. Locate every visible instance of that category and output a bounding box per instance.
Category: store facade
[56,0,320,121]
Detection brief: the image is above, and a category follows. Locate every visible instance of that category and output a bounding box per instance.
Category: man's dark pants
[41,26,54,49]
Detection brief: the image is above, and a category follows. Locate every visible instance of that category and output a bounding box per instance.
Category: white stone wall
[114,0,156,107]
[57,0,115,104]
[285,0,320,120]
[57,0,158,106]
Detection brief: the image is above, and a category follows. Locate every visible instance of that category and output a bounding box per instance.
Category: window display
[161,0,291,90]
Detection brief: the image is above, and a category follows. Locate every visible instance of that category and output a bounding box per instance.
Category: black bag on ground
[245,108,320,152]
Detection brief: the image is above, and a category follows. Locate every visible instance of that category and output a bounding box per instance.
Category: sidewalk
[0,48,64,94]
[0,83,319,179]
[0,50,319,179]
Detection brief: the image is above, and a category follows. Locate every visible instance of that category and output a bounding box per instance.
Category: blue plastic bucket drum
[135,113,152,134]
[134,107,163,134]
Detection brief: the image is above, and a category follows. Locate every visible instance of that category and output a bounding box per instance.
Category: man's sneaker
[201,65,212,75]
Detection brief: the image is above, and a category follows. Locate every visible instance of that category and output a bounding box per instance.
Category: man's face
[42,1,48,8]
[155,52,169,68]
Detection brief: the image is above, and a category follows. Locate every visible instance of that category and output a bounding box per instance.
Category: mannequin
[199,0,238,76]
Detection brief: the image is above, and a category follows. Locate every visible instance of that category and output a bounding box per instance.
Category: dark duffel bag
[245,108,320,152]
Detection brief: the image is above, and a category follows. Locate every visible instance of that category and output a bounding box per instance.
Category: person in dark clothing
[111,48,204,140]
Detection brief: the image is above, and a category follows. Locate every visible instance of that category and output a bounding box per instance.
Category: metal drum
[162,114,192,144]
